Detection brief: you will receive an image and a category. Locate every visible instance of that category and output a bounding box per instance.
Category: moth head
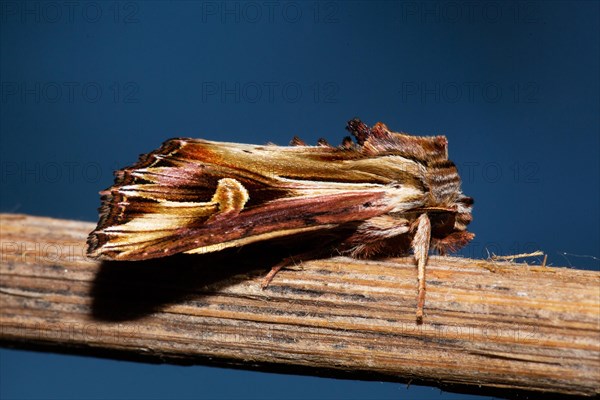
[428,194,474,254]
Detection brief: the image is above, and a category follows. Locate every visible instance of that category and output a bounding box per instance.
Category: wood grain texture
[1,213,598,397]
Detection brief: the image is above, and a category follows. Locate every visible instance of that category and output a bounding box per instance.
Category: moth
[87,118,474,323]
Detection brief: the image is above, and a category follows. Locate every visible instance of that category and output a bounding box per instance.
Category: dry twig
[1,213,598,397]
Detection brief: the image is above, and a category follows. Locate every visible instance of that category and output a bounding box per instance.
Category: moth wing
[88,137,428,260]
[89,190,389,260]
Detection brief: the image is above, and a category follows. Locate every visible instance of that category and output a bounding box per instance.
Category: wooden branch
[1,213,598,397]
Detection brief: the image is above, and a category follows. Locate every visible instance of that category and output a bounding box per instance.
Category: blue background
[1,1,598,399]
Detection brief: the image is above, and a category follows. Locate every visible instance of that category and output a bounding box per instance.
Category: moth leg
[261,261,287,289]
[261,249,327,289]
[344,215,410,258]
[412,213,431,324]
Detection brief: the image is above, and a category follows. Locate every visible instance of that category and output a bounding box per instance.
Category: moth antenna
[290,136,307,146]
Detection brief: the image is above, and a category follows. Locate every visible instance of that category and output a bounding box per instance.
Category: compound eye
[430,213,456,237]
